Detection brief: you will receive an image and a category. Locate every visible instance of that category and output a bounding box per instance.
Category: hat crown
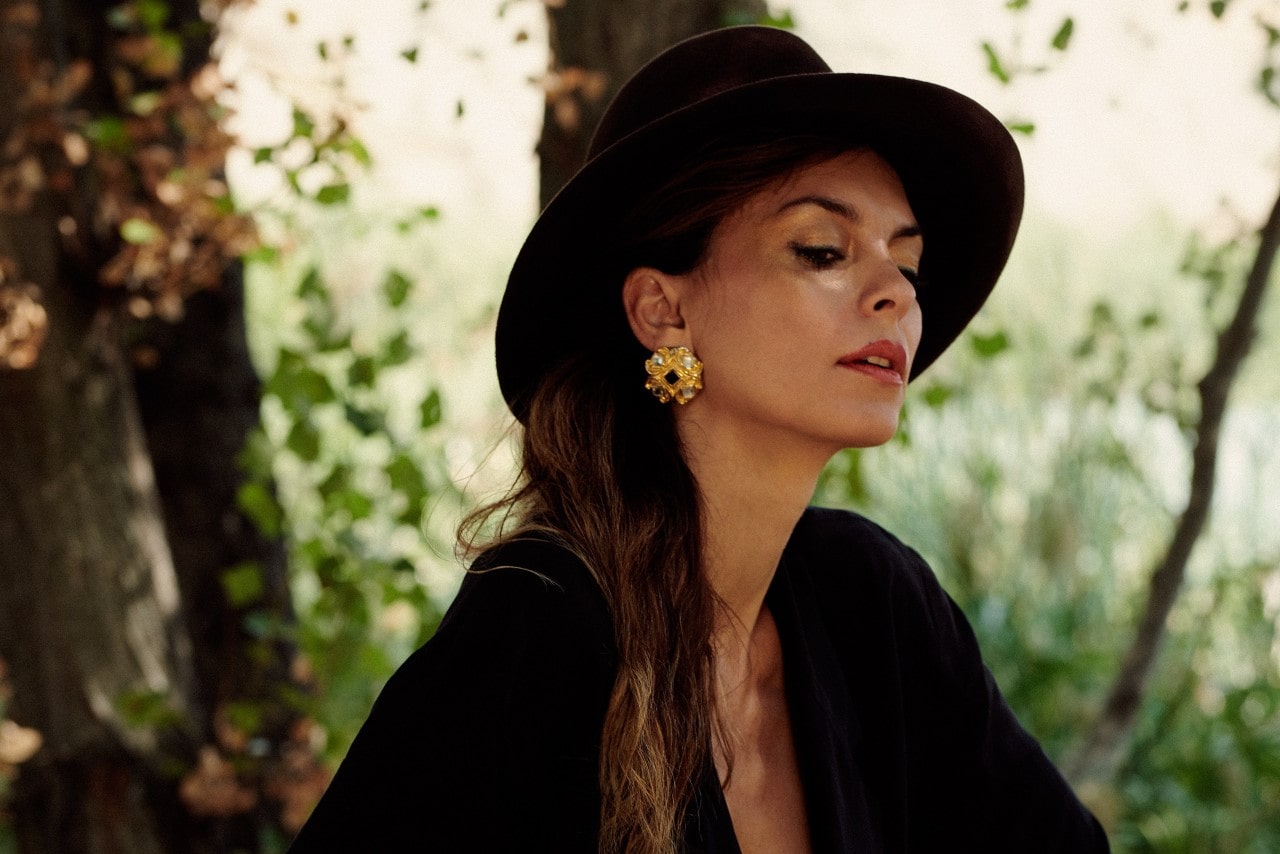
[588,27,832,159]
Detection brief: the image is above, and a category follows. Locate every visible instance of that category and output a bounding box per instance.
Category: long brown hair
[461,132,854,853]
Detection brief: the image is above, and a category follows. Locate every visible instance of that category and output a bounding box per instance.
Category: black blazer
[290,507,1109,852]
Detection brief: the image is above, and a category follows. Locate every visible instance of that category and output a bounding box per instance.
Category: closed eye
[791,243,844,269]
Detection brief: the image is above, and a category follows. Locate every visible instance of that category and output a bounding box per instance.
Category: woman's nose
[858,257,918,318]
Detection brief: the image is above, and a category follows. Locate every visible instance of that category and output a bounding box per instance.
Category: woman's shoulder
[438,532,614,645]
[787,505,942,601]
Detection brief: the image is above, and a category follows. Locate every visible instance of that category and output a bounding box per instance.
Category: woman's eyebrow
[776,195,922,241]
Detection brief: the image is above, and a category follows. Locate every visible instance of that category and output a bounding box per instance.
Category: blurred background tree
[0,0,302,850]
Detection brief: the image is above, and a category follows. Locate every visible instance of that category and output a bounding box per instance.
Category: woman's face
[675,149,924,458]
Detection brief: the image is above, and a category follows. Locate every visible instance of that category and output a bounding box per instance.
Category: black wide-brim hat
[497,26,1024,421]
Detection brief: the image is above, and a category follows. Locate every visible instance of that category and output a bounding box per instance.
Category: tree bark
[539,0,768,208]
[0,0,293,849]
[0,199,199,852]
[1068,181,1280,786]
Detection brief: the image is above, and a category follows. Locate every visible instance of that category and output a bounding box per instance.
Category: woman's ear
[622,267,687,351]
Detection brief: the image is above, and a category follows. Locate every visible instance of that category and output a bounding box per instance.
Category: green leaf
[455,100,465,118]
[1006,120,1036,136]
[252,146,275,165]
[1050,17,1074,51]
[923,384,954,409]
[345,137,372,169]
[245,244,280,266]
[970,330,1011,358]
[982,42,1011,84]
[120,218,160,244]
[341,489,375,520]
[128,91,163,117]
[286,418,322,462]
[292,107,315,140]
[420,389,442,428]
[1210,0,1228,18]
[222,701,266,737]
[347,355,377,388]
[268,349,336,409]
[343,403,384,435]
[379,331,414,367]
[115,689,183,729]
[383,270,413,307]
[318,464,351,500]
[315,183,350,205]
[237,481,282,537]
[757,9,797,29]
[317,41,329,61]
[401,46,419,63]
[1005,0,1030,9]
[1260,66,1279,106]
[137,0,170,31]
[84,117,130,154]
[221,562,266,607]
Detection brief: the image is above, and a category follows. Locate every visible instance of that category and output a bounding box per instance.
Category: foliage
[237,204,455,765]
[816,212,1280,849]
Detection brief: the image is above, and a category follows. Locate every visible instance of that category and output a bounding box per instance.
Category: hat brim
[497,71,1024,420]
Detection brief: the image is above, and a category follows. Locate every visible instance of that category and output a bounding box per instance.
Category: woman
[290,26,1109,853]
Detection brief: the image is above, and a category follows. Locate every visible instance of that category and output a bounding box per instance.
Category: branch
[1067,181,1280,786]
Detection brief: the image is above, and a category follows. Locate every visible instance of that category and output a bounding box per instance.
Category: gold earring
[644,345,703,405]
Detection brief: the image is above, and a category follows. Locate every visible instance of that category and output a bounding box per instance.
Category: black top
[290,507,1109,852]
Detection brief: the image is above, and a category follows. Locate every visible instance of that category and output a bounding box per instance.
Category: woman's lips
[837,340,908,385]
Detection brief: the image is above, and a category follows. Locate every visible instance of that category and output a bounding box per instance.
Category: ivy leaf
[386,454,428,525]
[970,330,1011,358]
[236,482,282,537]
[347,355,377,388]
[420,389,442,428]
[292,107,315,140]
[401,46,419,63]
[1050,17,1074,51]
[116,690,183,729]
[379,331,414,368]
[136,0,170,32]
[757,9,796,29]
[383,270,412,307]
[120,218,160,244]
[345,138,372,169]
[982,42,1011,84]
[315,184,350,205]
[343,403,384,435]
[286,418,322,461]
[1210,0,1229,18]
[85,117,130,154]
[221,562,265,607]
[923,384,954,409]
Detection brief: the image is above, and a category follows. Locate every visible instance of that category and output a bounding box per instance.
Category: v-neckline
[688,548,880,852]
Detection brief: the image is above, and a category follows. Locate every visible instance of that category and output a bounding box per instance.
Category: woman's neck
[678,417,831,644]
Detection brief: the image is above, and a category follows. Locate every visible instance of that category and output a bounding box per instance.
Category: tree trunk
[0,198,199,852]
[0,0,294,849]
[539,0,768,208]
[1067,180,1280,787]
